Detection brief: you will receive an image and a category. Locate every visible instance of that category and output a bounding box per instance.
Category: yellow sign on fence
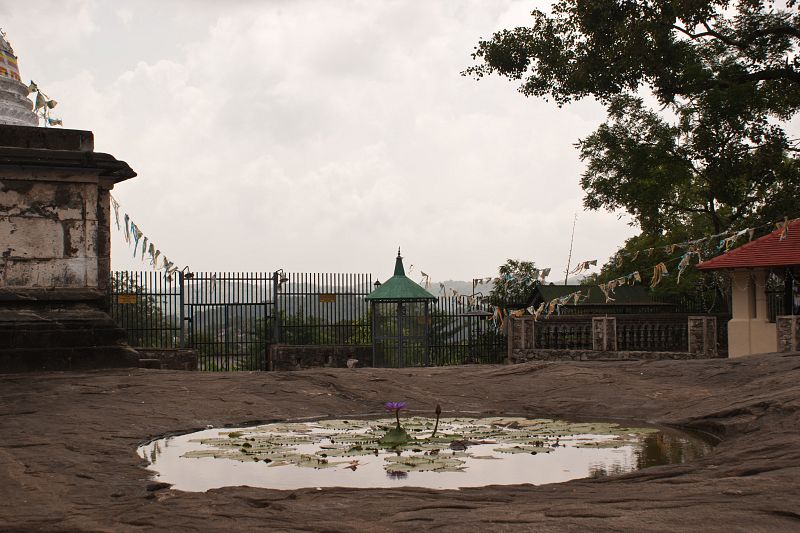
[117,294,138,305]
[319,293,336,303]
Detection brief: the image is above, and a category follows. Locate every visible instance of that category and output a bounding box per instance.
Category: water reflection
[137,418,715,492]
[635,432,712,469]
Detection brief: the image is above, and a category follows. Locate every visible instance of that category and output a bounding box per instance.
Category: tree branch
[672,22,800,51]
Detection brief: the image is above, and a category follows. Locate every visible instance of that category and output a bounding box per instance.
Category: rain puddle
[137,416,714,491]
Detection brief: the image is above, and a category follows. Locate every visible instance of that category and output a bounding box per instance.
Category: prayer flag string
[109,194,183,276]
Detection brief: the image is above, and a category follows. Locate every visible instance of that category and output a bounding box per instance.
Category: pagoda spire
[394,247,405,276]
[0,30,38,126]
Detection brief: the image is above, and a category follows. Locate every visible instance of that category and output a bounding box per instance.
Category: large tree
[579,93,799,235]
[465,0,800,237]
[465,0,800,112]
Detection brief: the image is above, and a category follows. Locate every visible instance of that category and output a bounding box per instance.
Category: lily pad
[493,445,554,454]
[384,455,465,473]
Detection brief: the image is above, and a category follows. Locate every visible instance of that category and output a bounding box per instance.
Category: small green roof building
[366,249,436,367]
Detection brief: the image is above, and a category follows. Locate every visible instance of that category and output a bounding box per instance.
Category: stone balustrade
[507,314,719,363]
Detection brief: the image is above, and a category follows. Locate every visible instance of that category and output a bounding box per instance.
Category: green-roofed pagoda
[367,249,436,368]
[366,249,436,302]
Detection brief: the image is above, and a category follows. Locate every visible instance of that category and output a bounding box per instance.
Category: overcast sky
[4,0,642,282]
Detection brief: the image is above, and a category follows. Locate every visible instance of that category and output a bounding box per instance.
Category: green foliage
[254,309,372,346]
[465,0,800,115]
[578,94,800,235]
[488,259,539,308]
[586,233,729,310]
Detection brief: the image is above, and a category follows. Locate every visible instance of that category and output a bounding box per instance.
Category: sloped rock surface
[0,352,799,531]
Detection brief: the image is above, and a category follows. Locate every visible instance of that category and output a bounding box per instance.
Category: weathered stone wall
[776,316,800,353]
[134,348,198,371]
[269,345,372,371]
[0,178,102,289]
[510,348,708,363]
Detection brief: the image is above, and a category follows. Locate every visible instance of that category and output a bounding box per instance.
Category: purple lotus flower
[384,401,408,429]
[384,401,407,412]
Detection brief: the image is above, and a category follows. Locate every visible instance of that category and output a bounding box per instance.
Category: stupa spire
[0,30,39,126]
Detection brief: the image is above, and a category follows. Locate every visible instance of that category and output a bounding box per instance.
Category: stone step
[138,358,163,369]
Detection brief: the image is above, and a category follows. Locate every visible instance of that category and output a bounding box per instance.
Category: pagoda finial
[393,248,405,276]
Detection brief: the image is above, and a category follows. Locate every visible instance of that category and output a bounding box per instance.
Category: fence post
[776,316,800,353]
[506,315,515,363]
[272,271,281,344]
[178,270,185,349]
[527,318,536,349]
[688,316,717,357]
[592,317,617,351]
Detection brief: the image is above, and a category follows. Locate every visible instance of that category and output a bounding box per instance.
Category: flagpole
[564,213,577,285]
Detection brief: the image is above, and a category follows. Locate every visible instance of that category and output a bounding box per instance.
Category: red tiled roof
[697,219,800,270]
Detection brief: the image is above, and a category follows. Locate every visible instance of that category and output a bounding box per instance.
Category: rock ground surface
[1,352,799,532]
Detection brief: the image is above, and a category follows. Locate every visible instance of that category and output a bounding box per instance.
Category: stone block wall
[134,348,198,370]
[1,178,103,289]
[776,316,800,353]
[0,304,139,371]
[510,348,709,363]
[269,345,372,371]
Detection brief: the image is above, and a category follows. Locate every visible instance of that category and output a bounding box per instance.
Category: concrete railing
[507,315,718,363]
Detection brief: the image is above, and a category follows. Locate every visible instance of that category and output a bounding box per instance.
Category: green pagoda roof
[366,250,437,301]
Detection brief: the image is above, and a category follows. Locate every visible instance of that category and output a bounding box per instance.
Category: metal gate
[430,297,505,365]
[110,270,375,371]
[184,272,276,371]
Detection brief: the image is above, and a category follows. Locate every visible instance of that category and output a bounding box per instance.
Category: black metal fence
[109,271,508,370]
[184,272,274,371]
[109,271,182,349]
[277,272,372,345]
[110,271,739,368]
[766,290,793,323]
[430,297,505,365]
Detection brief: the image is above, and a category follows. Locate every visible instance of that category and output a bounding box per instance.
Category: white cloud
[8,0,642,281]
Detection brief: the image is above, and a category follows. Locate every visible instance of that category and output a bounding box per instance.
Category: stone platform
[0,125,136,371]
[0,351,798,531]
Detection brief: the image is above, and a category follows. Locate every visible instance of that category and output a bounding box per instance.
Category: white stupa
[0,30,38,126]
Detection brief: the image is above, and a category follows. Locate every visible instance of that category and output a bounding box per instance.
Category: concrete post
[688,316,718,357]
[592,317,617,351]
[776,316,800,353]
[506,315,515,363]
